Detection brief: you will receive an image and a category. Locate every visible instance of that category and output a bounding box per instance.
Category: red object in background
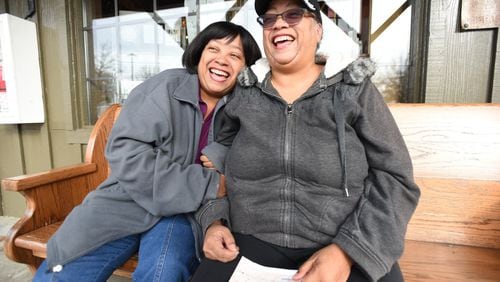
[0,64,6,92]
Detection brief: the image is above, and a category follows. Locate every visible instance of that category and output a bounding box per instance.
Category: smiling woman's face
[262,0,322,71]
[197,36,246,100]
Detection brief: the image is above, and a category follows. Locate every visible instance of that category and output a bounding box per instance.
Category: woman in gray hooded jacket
[192,0,420,281]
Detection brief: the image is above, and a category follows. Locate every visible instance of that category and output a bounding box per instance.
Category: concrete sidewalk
[0,216,129,282]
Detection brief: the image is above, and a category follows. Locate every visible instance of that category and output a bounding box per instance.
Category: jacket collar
[238,55,376,89]
[173,71,228,109]
[173,72,202,105]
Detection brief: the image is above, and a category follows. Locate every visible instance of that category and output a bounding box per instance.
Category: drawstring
[333,86,349,197]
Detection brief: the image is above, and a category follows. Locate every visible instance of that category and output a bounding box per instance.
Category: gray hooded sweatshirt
[198,57,420,281]
[45,68,224,270]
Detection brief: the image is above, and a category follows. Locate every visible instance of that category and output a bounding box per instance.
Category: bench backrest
[389,104,500,249]
[84,104,122,189]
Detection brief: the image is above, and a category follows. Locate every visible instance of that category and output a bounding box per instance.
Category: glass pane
[324,0,411,103]
[87,24,118,123]
[323,0,361,36]
[83,0,190,124]
[371,0,411,103]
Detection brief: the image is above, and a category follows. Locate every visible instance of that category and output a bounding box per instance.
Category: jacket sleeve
[104,78,220,217]
[331,81,420,281]
[195,197,231,235]
[201,89,242,174]
[196,89,243,229]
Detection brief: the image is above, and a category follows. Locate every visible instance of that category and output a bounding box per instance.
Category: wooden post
[360,0,372,56]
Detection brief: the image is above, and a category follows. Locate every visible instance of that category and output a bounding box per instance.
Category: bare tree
[138,65,157,81]
[92,43,117,104]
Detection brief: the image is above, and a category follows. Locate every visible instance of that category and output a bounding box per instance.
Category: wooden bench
[2,103,500,280]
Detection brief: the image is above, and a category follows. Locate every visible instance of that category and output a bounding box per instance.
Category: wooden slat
[113,255,138,278]
[389,104,500,181]
[400,240,500,282]
[425,0,493,103]
[493,38,500,103]
[14,221,137,278]
[15,222,62,254]
[406,177,500,249]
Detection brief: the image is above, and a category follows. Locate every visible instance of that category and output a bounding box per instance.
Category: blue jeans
[33,214,198,282]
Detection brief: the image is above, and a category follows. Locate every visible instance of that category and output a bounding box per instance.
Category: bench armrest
[1,104,121,269]
[2,162,101,264]
[2,163,96,191]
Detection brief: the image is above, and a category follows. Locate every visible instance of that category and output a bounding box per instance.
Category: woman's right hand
[203,221,239,262]
[201,154,226,197]
[200,155,214,169]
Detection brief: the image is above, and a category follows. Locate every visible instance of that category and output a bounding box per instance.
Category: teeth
[210,68,229,77]
[273,35,293,44]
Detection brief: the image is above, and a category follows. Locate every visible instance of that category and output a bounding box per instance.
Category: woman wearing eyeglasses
[191,0,420,281]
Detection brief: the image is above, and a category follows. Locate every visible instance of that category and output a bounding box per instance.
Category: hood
[238,55,376,88]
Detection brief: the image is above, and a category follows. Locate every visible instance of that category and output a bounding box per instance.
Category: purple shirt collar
[195,95,215,164]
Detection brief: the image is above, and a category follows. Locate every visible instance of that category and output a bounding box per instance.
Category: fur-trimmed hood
[237,55,376,88]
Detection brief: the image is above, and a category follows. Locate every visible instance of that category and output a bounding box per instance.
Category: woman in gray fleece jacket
[33,22,261,282]
[192,0,420,281]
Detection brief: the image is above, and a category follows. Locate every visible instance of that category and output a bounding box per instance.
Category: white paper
[229,256,297,282]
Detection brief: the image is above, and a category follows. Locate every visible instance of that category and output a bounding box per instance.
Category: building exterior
[0,0,499,216]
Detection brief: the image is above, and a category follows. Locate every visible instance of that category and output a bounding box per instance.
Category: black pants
[190,233,403,282]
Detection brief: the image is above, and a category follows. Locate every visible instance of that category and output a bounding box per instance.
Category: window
[366,0,412,103]
[81,0,412,124]
[83,0,186,124]
[322,0,412,102]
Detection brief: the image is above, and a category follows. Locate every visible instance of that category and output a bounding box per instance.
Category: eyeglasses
[257,8,315,29]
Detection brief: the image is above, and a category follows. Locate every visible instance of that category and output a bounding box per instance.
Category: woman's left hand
[292,244,352,282]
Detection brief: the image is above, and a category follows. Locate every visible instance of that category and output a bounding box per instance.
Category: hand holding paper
[293,244,352,282]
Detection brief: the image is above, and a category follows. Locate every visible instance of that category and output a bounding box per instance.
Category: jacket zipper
[282,103,294,246]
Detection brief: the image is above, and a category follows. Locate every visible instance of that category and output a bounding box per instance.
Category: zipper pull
[287,104,293,114]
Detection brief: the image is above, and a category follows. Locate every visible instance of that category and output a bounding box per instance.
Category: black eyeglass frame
[256,8,316,29]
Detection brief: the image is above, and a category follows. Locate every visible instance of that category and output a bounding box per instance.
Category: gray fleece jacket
[197,58,420,281]
[45,69,224,270]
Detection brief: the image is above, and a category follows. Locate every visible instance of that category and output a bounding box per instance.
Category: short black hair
[182,21,262,74]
